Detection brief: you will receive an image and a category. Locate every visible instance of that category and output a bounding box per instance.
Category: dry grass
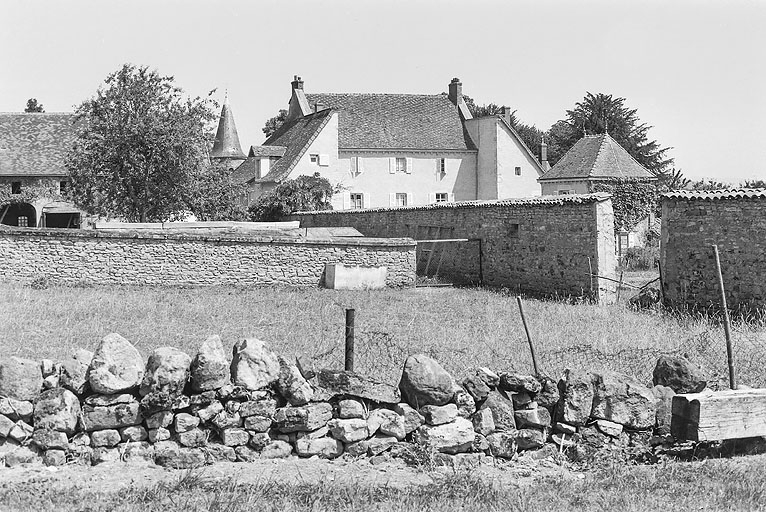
[1,281,763,386]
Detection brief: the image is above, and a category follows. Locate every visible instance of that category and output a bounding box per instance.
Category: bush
[622,245,659,271]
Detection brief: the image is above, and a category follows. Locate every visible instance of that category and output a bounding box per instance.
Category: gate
[411,225,482,287]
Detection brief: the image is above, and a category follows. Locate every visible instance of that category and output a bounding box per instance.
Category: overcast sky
[2,0,764,183]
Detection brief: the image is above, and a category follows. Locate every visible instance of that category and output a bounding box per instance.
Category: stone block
[154,440,206,468]
[87,333,144,395]
[486,432,516,459]
[653,355,707,394]
[33,388,80,434]
[367,434,398,456]
[43,449,67,466]
[240,399,277,418]
[60,349,93,396]
[479,390,516,432]
[81,400,142,432]
[220,428,250,447]
[398,354,455,408]
[515,428,546,450]
[274,403,332,433]
[196,401,224,423]
[230,338,280,391]
[0,398,33,421]
[276,357,313,406]
[91,429,121,448]
[327,418,369,443]
[412,417,474,454]
[591,371,657,429]
[0,356,42,401]
[295,436,343,459]
[122,441,155,463]
[472,408,495,436]
[310,369,400,404]
[146,410,174,429]
[139,347,191,397]
[420,403,458,426]
[120,425,148,442]
[9,420,33,442]
[499,373,542,394]
[260,440,292,459]
[148,428,171,443]
[393,403,424,434]
[338,399,366,419]
[32,429,68,450]
[514,407,551,429]
[557,369,595,427]
[177,427,209,448]
[248,432,271,450]
[190,335,230,392]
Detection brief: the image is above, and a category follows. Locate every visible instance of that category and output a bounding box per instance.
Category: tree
[742,179,766,188]
[548,92,674,174]
[463,95,545,159]
[66,64,244,222]
[24,98,44,113]
[655,167,690,192]
[249,173,333,221]
[262,109,288,139]
[184,164,249,221]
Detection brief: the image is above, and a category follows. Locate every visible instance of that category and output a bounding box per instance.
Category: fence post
[712,245,736,390]
[516,296,540,375]
[617,271,624,302]
[345,308,355,372]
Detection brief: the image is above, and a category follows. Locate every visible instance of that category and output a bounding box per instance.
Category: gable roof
[0,113,78,177]
[538,133,656,181]
[248,145,286,158]
[305,93,476,151]
[496,116,545,176]
[255,108,334,183]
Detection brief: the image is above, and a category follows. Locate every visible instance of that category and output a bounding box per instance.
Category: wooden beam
[672,389,766,441]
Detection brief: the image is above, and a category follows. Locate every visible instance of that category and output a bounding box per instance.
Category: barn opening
[42,203,81,228]
[0,203,37,227]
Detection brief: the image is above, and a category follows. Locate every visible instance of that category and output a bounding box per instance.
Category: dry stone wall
[0,332,704,469]
[0,227,416,288]
[661,190,766,312]
[291,194,617,301]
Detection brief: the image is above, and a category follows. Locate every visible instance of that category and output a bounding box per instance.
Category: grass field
[1,281,764,387]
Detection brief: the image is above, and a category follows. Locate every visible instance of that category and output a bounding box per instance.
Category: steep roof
[256,108,334,183]
[305,93,476,151]
[210,98,246,160]
[538,133,656,181]
[0,113,78,177]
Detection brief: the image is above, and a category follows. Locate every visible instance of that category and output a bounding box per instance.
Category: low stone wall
[0,333,704,468]
[661,190,766,312]
[0,227,416,288]
[291,194,617,301]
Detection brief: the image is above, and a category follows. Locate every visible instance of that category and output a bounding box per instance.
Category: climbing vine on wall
[591,179,659,234]
[0,180,59,208]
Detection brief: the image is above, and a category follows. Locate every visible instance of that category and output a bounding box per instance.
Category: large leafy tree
[262,109,288,138]
[66,64,243,222]
[249,173,333,221]
[24,98,44,113]
[549,92,674,174]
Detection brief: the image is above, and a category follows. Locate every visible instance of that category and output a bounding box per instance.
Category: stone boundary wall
[0,227,416,288]
[0,333,699,468]
[291,194,617,301]
[660,190,766,312]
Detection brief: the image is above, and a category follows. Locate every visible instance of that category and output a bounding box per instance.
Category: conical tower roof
[210,95,246,160]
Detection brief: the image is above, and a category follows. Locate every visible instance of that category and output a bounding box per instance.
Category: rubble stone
[310,369,400,404]
[60,349,93,396]
[211,410,242,429]
[398,354,455,408]
[0,414,14,437]
[276,357,313,406]
[653,355,707,394]
[87,333,144,395]
[338,399,366,419]
[197,401,224,423]
[486,432,516,458]
[43,449,67,466]
[479,391,516,432]
[230,338,280,391]
[120,425,148,442]
[9,420,33,442]
[4,444,40,467]
[235,445,260,462]
[514,407,551,429]
[244,415,272,432]
[154,440,206,468]
[515,428,546,450]
[535,375,560,409]
[240,399,277,418]
[295,436,343,459]
[274,403,332,433]
[500,373,542,394]
[139,347,191,397]
[33,388,80,434]
[367,408,406,439]
[454,387,476,418]
[148,428,171,443]
[462,373,490,402]
[146,410,174,429]
[205,444,236,463]
[420,403,458,426]
[260,440,292,459]
[591,371,658,429]
[220,428,250,447]
[595,419,623,438]
[91,429,121,447]
[476,367,500,388]
[557,369,595,426]
[394,403,424,434]
[0,398,33,421]
[0,356,42,401]
[190,335,230,392]
[32,429,68,450]
[177,427,209,447]
[472,408,495,436]
[248,432,271,450]
[81,399,142,431]
[327,418,369,443]
[652,384,676,435]
[367,434,398,455]
[413,417,474,454]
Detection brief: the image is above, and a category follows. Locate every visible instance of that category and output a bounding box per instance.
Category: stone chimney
[287,74,312,121]
[291,75,304,91]
[499,106,513,126]
[448,78,463,106]
[540,135,550,172]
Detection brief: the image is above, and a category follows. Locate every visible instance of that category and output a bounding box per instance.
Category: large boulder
[0,356,42,401]
[591,371,658,429]
[479,390,516,432]
[33,388,80,435]
[139,347,191,397]
[59,349,93,396]
[276,357,313,406]
[88,333,144,395]
[652,355,707,394]
[310,369,400,404]
[230,338,280,391]
[398,354,455,408]
[557,369,595,426]
[412,417,474,454]
[190,335,230,392]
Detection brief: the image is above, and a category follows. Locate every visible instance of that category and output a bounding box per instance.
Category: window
[395,193,408,207]
[59,181,68,194]
[435,192,448,202]
[350,156,363,176]
[17,216,28,227]
[437,158,446,178]
[515,166,522,176]
[396,158,407,173]
[11,182,21,194]
[350,193,364,209]
[310,154,319,164]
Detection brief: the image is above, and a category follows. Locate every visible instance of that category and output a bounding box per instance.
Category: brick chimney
[448,78,463,106]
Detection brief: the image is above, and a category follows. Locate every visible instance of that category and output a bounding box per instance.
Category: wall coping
[292,193,612,216]
[662,188,766,201]
[0,226,416,248]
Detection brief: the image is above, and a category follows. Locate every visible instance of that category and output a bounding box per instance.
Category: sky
[1,0,764,184]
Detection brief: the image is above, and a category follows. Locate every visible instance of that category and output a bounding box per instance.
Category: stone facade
[660,190,766,312]
[0,228,416,288]
[292,193,617,301]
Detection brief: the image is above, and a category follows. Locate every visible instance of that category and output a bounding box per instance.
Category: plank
[672,388,766,441]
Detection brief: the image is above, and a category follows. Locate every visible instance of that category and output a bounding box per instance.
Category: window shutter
[448,193,455,203]
[342,192,351,210]
[406,192,413,206]
[428,192,436,203]
[356,157,363,174]
[389,158,396,174]
[389,193,396,207]
[319,154,329,166]
[350,157,357,175]
[363,192,370,209]
[435,159,440,178]
[405,157,413,174]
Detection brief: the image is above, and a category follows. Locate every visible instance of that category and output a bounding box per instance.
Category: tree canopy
[262,109,288,139]
[65,64,245,222]
[249,173,333,221]
[24,98,44,113]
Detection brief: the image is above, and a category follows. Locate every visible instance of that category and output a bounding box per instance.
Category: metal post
[516,296,540,375]
[712,245,736,390]
[345,308,355,372]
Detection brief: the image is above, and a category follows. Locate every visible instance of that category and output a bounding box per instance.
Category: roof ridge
[588,134,609,177]
[307,92,447,98]
[0,112,76,116]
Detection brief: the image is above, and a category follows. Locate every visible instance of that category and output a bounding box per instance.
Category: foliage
[742,179,766,188]
[248,173,333,221]
[263,109,288,139]
[184,163,249,221]
[591,179,660,233]
[688,178,732,191]
[655,167,690,192]
[24,98,44,113]
[0,180,58,207]
[463,95,545,160]
[621,244,659,271]
[548,92,674,174]
[65,63,244,222]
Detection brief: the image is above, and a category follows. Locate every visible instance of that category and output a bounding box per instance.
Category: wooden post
[477,239,484,286]
[657,260,666,305]
[712,245,736,390]
[617,271,624,302]
[516,296,539,375]
[344,308,355,372]
[587,257,594,300]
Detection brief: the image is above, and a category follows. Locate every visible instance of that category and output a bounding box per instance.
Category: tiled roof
[662,188,766,200]
[210,99,246,159]
[538,133,656,181]
[293,192,612,215]
[248,145,286,157]
[0,113,78,177]
[231,157,257,184]
[256,109,334,183]
[305,93,476,151]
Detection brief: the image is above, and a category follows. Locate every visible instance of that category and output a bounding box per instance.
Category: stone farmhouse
[0,113,83,228]
[232,76,546,210]
[538,133,658,254]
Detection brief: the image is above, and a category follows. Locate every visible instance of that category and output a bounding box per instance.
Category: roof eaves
[662,188,766,201]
